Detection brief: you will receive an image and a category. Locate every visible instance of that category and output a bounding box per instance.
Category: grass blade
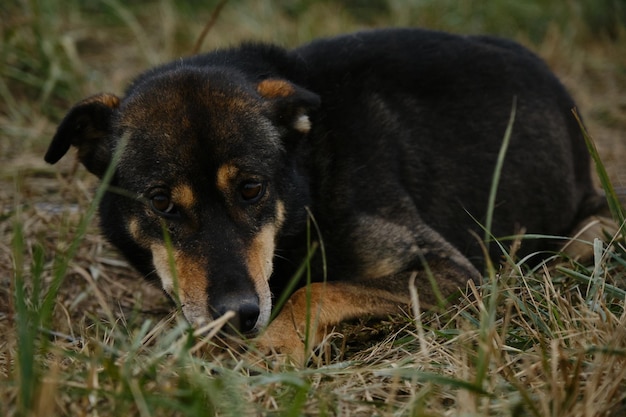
[573,109,626,233]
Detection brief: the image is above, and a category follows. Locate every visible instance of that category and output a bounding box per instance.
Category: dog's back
[289,28,599,266]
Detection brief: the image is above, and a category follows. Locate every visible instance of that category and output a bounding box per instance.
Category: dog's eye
[239,181,266,203]
[150,193,176,215]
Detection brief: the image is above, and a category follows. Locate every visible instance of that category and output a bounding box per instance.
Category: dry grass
[2,1,626,416]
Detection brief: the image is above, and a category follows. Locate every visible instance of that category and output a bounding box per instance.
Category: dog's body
[46,28,609,359]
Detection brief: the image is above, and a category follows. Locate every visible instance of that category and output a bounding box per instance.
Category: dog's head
[45,67,319,334]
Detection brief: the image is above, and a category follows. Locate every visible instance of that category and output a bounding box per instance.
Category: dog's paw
[253,316,309,366]
[561,215,619,261]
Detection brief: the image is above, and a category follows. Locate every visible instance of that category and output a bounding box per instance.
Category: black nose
[237,303,261,333]
[216,301,260,334]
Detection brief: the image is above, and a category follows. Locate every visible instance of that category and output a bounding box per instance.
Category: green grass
[2,0,626,416]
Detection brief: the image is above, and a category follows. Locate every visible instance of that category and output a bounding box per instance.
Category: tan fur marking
[246,223,276,327]
[127,217,154,248]
[275,200,286,229]
[151,245,209,325]
[247,224,276,282]
[216,163,239,194]
[100,94,121,108]
[172,183,196,210]
[83,93,120,109]
[176,252,207,295]
[257,79,296,99]
[128,218,142,241]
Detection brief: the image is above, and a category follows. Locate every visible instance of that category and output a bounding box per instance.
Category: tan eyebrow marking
[172,183,196,209]
[216,163,239,194]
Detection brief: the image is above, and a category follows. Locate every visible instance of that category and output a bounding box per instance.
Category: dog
[45,28,613,360]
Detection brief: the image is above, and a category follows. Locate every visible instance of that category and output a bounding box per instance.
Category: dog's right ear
[257,79,320,135]
[45,93,120,178]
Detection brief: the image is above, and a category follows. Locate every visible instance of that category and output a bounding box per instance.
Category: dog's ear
[45,93,120,178]
[257,79,320,135]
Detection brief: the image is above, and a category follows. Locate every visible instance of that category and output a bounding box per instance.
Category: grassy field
[2,0,626,415]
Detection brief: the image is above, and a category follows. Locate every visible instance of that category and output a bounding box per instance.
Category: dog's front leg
[254,281,408,364]
[254,257,476,364]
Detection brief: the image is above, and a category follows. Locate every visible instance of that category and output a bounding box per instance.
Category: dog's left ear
[257,79,320,134]
[45,93,120,178]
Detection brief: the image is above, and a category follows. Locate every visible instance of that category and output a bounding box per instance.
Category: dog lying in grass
[45,28,614,361]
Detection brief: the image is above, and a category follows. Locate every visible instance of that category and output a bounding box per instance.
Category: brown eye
[239,181,266,203]
[150,193,176,215]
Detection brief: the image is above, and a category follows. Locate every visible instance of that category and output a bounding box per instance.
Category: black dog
[45,28,612,359]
